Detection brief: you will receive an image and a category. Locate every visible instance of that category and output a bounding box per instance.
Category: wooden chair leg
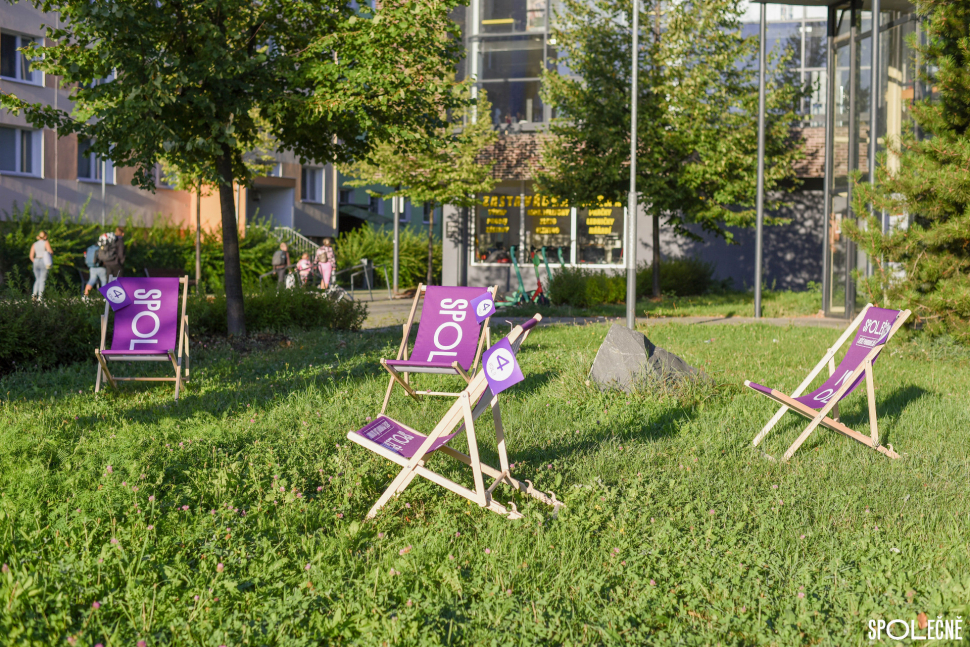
[865,361,878,446]
[752,404,789,448]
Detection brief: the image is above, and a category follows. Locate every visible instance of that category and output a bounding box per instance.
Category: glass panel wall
[823,3,921,317]
[474,186,624,267]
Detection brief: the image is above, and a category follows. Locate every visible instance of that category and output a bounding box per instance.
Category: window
[481,79,545,125]
[339,188,352,204]
[77,138,114,183]
[266,162,282,177]
[422,203,434,224]
[156,164,176,189]
[0,127,42,176]
[369,195,382,214]
[301,167,324,203]
[0,33,42,85]
[399,199,411,223]
[480,0,545,33]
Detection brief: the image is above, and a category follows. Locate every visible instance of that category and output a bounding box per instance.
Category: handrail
[272,227,318,256]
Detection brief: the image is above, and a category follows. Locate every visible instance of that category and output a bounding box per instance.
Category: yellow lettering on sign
[589,208,613,216]
[487,208,507,216]
[538,217,558,225]
[586,218,615,226]
[486,218,508,225]
[485,226,510,233]
[527,208,570,217]
[588,226,613,235]
[536,227,561,234]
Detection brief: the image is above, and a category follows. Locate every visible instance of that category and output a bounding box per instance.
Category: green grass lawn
[500,289,828,320]
[1,322,968,645]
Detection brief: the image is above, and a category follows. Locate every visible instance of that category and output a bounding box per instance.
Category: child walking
[296,252,313,285]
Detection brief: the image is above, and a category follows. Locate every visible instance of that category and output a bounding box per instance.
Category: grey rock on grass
[589,323,701,392]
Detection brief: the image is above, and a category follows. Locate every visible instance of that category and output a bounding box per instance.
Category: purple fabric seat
[95,277,190,401]
[752,306,899,410]
[380,284,497,415]
[353,415,459,459]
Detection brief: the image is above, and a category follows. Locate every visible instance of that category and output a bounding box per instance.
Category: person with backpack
[113,226,126,274]
[96,232,123,280]
[28,231,53,298]
[83,236,108,296]
[272,243,290,288]
[315,237,336,290]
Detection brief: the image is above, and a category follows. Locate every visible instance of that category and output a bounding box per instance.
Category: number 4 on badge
[482,338,524,395]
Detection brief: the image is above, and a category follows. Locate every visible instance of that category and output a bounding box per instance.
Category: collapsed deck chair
[745,304,911,462]
[350,314,562,520]
[380,284,498,414]
[95,276,191,401]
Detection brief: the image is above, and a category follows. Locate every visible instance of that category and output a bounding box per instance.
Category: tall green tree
[1,0,463,334]
[847,1,970,342]
[538,0,805,297]
[341,86,497,285]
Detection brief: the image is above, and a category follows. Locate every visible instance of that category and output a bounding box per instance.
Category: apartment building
[0,1,339,240]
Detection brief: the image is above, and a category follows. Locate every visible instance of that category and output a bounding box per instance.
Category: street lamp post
[754,1,767,319]
[626,0,639,330]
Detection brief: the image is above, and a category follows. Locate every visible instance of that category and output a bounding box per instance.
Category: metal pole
[101,159,106,227]
[195,184,202,295]
[821,4,837,315]
[754,1,767,319]
[392,195,400,294]
[869,0,882,232]
[626,0,639,330]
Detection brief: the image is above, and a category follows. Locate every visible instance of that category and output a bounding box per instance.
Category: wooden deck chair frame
[380,283,497,414]
[746,303,911,462]
[95,275,191,401]
[350,315,563,520]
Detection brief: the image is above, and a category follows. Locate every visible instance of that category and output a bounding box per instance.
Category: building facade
[0,1,339,240]
[440,0,919,318]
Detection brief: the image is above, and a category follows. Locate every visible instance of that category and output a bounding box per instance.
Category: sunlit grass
[0,322,967,645]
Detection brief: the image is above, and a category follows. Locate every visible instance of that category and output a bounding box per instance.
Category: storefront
[472,183,626,268]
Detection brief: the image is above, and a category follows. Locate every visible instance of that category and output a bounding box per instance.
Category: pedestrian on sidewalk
[315,237,336,290]
[83,235,108,296]
[96,232,123,281]
[272,243,291,288]
[113,226,126,276]
[29,231,53,298]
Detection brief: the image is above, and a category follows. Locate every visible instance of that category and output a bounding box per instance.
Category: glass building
[447,0,922,318]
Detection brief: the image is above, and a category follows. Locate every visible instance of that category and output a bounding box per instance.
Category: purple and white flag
[470,291,496,324]
[481,337,524,395]
[99,281,133,311]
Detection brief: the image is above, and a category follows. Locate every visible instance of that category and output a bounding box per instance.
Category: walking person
[96,232,123,281]
[272,243,290,288]
[315,237,336,290]
[83,235,108,296]
[113,226,126,276]
[29,231,53,298]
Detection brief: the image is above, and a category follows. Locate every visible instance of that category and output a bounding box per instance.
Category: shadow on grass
[758,384,929,454]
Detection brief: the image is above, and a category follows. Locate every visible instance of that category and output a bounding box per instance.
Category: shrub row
[1,204,443,293]
[547,257,718,307]
[0,287,366,374]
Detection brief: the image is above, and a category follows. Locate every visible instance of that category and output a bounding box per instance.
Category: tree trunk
[216,151,246,336]
[426,203,435,286]
[652,211,661,298]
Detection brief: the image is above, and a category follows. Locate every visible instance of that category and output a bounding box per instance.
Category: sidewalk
[360,295,848,332]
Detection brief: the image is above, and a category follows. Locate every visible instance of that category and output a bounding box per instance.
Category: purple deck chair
[745,304,911,462]
[380,283,498,414]
[350,315,563,520]
[95,276,191,401]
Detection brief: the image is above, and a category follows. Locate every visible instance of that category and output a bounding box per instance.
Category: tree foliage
[846,1,970,342]
[1,0,464,333]
[340,86,497,284]
[538,0,805,294]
